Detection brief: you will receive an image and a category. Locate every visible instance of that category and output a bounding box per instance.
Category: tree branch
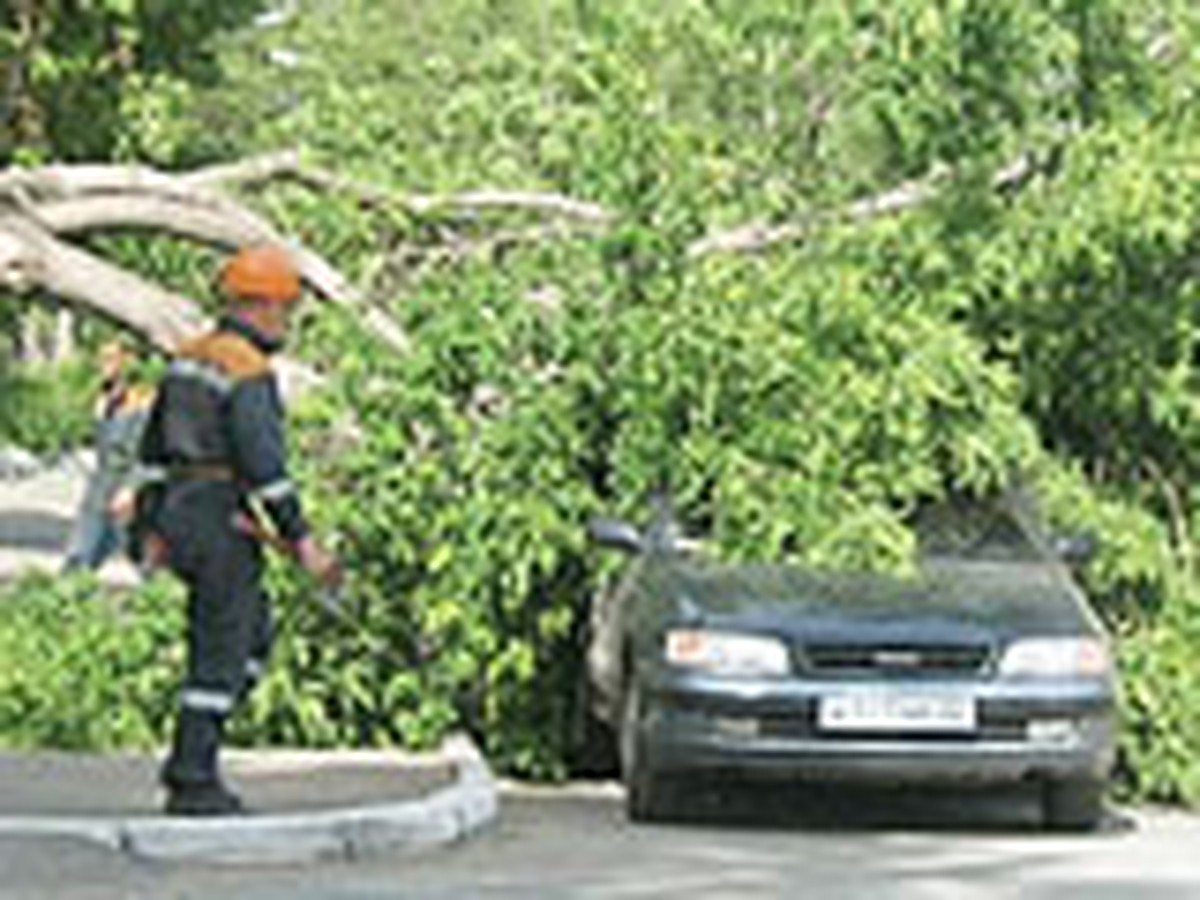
[184,150,614,225]
[181,149,305,191]
[1,214,207,348]
[687,167,952,258]
[404,189,612,224]
[16,177,411,353]
[1143,456,1195,580]
[686,149,1052,259]
[0,136,1057,371]
[0,163,224,205]
[30,195,275,244]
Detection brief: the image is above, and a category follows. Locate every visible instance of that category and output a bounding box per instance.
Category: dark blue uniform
[140,315,308,811]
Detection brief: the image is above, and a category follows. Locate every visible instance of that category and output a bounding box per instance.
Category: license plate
[818,689,976,733]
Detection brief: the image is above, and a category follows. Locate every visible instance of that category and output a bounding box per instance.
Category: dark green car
[586,496,1116,829]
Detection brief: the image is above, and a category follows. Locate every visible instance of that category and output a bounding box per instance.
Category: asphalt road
[1,780,1197,899]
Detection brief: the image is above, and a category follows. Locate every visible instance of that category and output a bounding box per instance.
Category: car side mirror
[1052,532,1098,566]
[587,517,644,554]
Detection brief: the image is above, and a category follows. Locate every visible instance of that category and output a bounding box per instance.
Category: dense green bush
[1,0,267,164]
[0,573,182,750]
[246,227,1041,777]
[1117,597,1200,804]
[0,358,95,456]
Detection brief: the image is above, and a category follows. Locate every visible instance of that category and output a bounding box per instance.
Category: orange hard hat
[219,244,303,305]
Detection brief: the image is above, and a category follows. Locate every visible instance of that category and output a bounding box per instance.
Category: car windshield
[649,494,1048,564]
[912,498,1044,562]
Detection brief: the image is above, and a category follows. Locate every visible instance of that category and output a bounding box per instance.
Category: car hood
[653,556,1093,643]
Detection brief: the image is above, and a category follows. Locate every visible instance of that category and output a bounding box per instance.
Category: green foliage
[84,233,228,317]
[0,355,94,454]
[224,220,1038,777]
[962,122,1200,484]
[0,573,183,750]
[0,0,267,163]
[1117,594,1200,805]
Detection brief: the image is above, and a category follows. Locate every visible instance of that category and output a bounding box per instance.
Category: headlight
[998,637,1111,678]
[664,629,790,677]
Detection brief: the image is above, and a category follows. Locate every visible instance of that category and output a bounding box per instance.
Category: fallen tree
[0,152,623,354]
[0,146,1052,354]
[0,156,410,353]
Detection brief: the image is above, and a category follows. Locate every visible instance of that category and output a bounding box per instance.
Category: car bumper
[639,671,1116,785]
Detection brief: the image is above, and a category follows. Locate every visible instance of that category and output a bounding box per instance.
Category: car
[584,493,1116,829]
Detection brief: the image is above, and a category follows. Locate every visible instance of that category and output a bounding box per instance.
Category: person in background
[62,340,154,571]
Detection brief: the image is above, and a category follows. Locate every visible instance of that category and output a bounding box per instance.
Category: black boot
[161,708,244,816]
[164,780,244,816]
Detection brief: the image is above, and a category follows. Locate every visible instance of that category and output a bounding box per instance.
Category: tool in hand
[233,512,346,612]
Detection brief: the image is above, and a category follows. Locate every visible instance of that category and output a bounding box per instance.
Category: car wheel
[1041,778,1104,831]
[620,681,679,823]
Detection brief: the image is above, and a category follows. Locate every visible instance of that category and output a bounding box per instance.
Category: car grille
[796,642,993,678]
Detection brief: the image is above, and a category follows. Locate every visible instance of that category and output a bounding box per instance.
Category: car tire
[620,682,679,823]
[1041,778,1104,831]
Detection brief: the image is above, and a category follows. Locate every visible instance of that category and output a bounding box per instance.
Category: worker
[137,244,340,815]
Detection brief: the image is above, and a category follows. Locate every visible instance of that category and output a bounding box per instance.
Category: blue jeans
[62,413,143,571]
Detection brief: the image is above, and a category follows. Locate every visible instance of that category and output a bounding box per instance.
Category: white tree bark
[0,153,615,356]
[1,213,207,348]
[686,168,951,258]
[52,308,75,361]
[181,150,613,225]
[686,149,1045,258]
[0,156,409,353]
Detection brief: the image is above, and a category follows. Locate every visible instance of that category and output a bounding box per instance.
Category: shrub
[0,573,183,751]
[0,359,95,457]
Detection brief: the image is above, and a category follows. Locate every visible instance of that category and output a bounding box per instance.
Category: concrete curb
[0,734,497,865]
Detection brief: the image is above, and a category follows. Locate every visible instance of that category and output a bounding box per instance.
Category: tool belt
[168,463,236,482]
[131,465,240,569]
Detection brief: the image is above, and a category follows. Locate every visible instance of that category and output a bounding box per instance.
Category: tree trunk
[18,312,43,364]
[52,307,75,362]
